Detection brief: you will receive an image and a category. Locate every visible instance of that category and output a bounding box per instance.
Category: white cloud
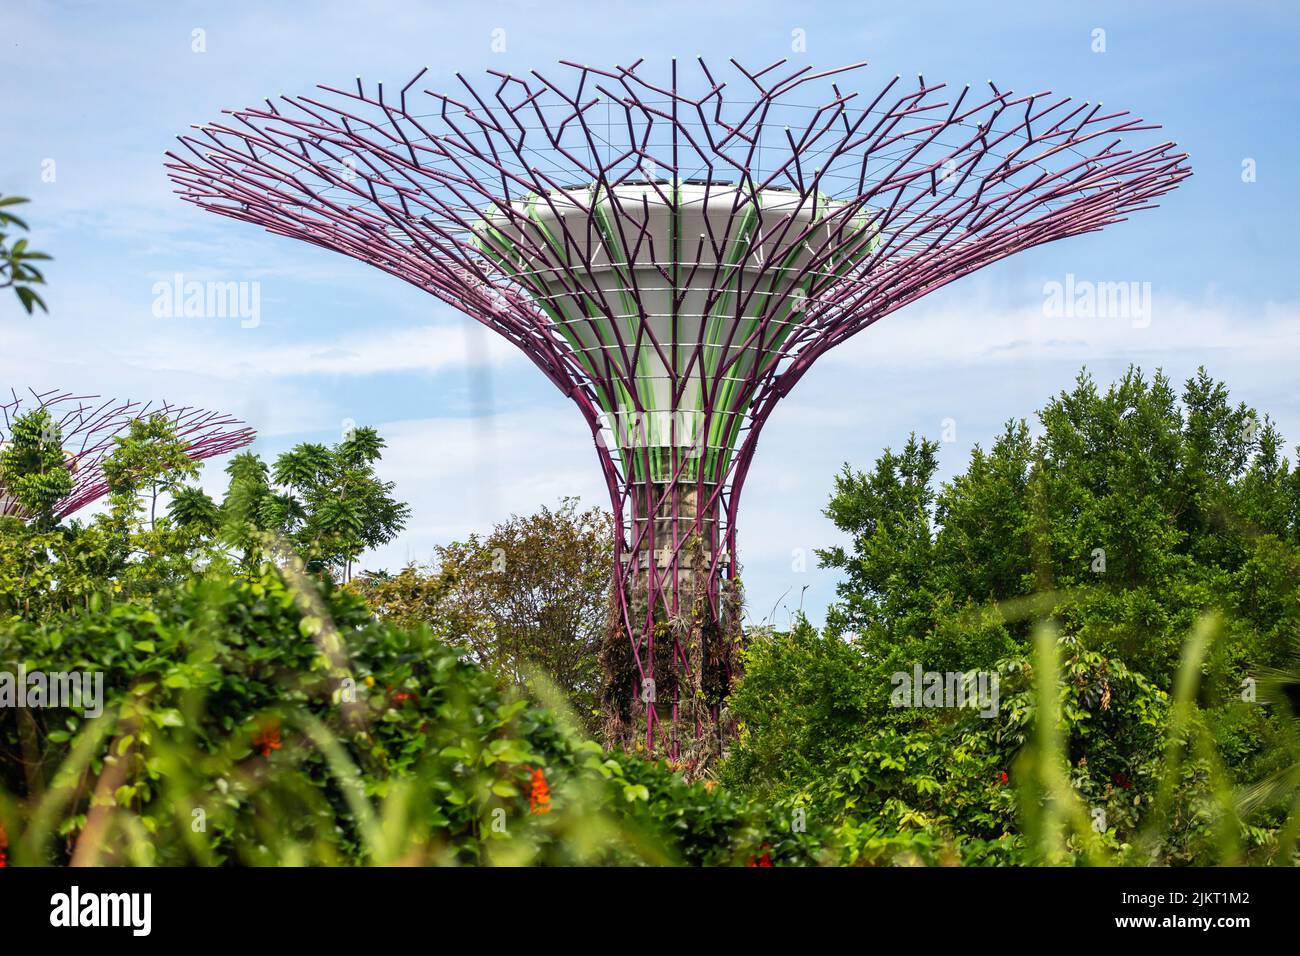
[362,406,607,566]
[127,321,523,380]
[824,291,1300,368]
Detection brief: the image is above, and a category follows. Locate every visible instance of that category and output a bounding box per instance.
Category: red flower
[391,690,414,703]
[528,767,552,815]
[252,718,282,757]
[0,821,7,868]
[747,842,774,867]
[996,771,1009,785]
[1112,771,1133,790]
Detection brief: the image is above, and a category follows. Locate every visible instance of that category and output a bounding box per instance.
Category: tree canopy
[724,367,1300,864]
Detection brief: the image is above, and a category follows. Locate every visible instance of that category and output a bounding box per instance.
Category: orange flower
[252,718,282,757]
[528,767,552,815]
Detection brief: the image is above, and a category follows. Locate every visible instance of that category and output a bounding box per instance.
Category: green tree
[0,407,74,527]
[726,367,1300,862]
[722,617,878,797]
[272,427,408,580]
[817,433,943,641]
[815,367,1300,686]
[166,483,221,534]
[172,428,408,581]
[347,564,450,632]
[101,413,202,527]
[2,412,240,621]
[352,499,612,733]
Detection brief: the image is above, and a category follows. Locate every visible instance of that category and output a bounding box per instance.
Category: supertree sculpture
[0,388,256,521]
[164,59,1189,760]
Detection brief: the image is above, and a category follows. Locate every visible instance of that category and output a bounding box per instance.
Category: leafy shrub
[0,561,789,866]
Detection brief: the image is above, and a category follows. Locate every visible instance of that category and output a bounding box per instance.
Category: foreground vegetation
[2,367,1300,865]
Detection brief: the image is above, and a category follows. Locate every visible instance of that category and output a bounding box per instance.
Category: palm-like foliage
[1238,650,1300,820]
[101,413,201,525]
[170,427,408,580]
[166,485,220,534]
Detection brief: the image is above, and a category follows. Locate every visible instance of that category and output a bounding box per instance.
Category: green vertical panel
[475,188,878,487]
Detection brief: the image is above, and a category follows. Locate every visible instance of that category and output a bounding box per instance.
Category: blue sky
[2,1,1298,627]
